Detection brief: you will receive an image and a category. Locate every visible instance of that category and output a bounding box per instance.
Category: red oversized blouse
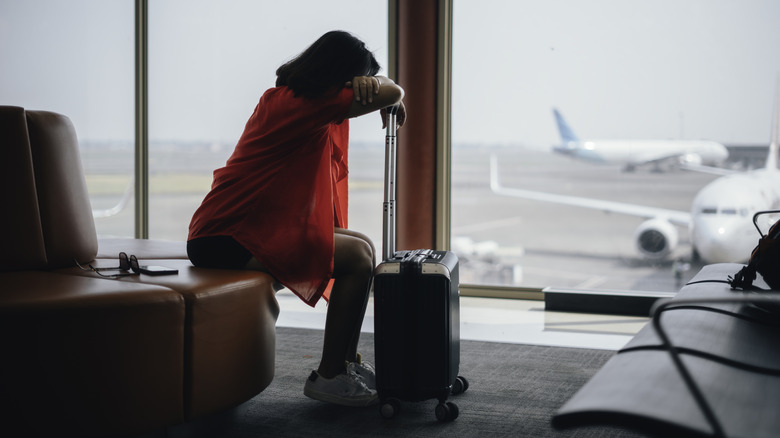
[188,86,353,306]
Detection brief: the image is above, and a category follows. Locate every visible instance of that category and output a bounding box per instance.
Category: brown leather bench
[0,106,279,437]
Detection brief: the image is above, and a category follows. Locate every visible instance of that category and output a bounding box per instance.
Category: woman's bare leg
[317,230,375,378]
[335,228,376,362]
[334,228,377,265]
[243,228,376,378]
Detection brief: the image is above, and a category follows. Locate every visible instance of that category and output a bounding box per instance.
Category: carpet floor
[170,327,652,438]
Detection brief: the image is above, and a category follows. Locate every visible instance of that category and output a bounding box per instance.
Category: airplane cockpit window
[721,208,738,215]
[701,208,718,214]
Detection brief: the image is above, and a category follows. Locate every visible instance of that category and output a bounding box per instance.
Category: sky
[0,0,389,144]
[453,0,780,147]
[2,0,780,147]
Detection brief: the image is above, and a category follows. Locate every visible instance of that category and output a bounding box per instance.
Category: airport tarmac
[87,142,732,294]
[449,145,721,292]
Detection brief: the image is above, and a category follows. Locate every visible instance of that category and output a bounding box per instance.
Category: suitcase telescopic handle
[382,105,400,261]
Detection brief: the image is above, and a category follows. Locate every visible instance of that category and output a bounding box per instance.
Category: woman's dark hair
[276,30,381,99]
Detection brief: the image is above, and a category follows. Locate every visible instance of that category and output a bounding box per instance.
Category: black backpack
[730,210,780,291]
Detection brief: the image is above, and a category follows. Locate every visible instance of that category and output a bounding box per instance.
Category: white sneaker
[346,360,376,390]
[303,370,378,407]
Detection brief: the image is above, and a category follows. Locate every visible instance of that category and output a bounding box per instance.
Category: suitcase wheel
[380,398,401,419]
[435,401,459,422]
[451,376,469,395]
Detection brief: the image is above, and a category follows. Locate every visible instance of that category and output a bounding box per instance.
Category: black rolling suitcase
[373,105,468,422]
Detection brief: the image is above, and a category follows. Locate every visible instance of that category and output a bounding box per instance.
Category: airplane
[490,99,780,264]
[552,108,730,172]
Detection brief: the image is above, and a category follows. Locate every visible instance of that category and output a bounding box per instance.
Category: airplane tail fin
[767,75,779,171]
[553,108,579,143]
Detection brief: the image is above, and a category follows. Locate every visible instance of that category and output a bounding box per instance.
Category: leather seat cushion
[0,271,185,436]
[57,259,280,419]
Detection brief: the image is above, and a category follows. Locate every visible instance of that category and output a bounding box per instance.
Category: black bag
[729,210,780,291]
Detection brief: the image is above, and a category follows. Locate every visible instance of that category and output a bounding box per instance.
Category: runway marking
[453,216,524,234]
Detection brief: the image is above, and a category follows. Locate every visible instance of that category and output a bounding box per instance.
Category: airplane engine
[678,153,703,166]
[633,218,679,260]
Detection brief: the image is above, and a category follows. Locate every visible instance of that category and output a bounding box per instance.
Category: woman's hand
[380,101,407,129]
[396,101,407,127]
[346,76,380,105]
[345,75,404,121]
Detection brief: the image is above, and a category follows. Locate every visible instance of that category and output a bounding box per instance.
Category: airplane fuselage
[554,139,729,167]
[551,108,730,169]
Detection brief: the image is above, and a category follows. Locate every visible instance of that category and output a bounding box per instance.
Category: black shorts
[187,235,253,269]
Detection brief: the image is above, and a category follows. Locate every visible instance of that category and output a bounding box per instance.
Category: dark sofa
[0,106,280,437]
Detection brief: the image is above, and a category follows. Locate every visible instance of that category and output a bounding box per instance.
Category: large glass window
[0,1,135,238]
[452,0,780,292]
[148,1,389,243]
[2,1,388,244]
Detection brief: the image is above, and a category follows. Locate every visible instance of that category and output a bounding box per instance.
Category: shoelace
[343,370,370,390]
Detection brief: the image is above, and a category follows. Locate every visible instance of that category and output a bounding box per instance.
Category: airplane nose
[693,222,754,263]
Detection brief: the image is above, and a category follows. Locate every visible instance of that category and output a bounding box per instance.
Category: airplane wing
[489,154,691,226]
[92,180,133,219]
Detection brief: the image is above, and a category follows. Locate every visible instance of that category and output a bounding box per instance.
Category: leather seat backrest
[0,106,98,271]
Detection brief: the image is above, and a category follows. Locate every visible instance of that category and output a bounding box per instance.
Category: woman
[187,30,406,407]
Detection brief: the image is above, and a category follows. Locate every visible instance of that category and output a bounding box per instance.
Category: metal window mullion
[134,0,149,239]
[435,0,453,251]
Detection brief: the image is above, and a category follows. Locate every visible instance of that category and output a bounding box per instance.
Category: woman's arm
[346,76,404,120]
